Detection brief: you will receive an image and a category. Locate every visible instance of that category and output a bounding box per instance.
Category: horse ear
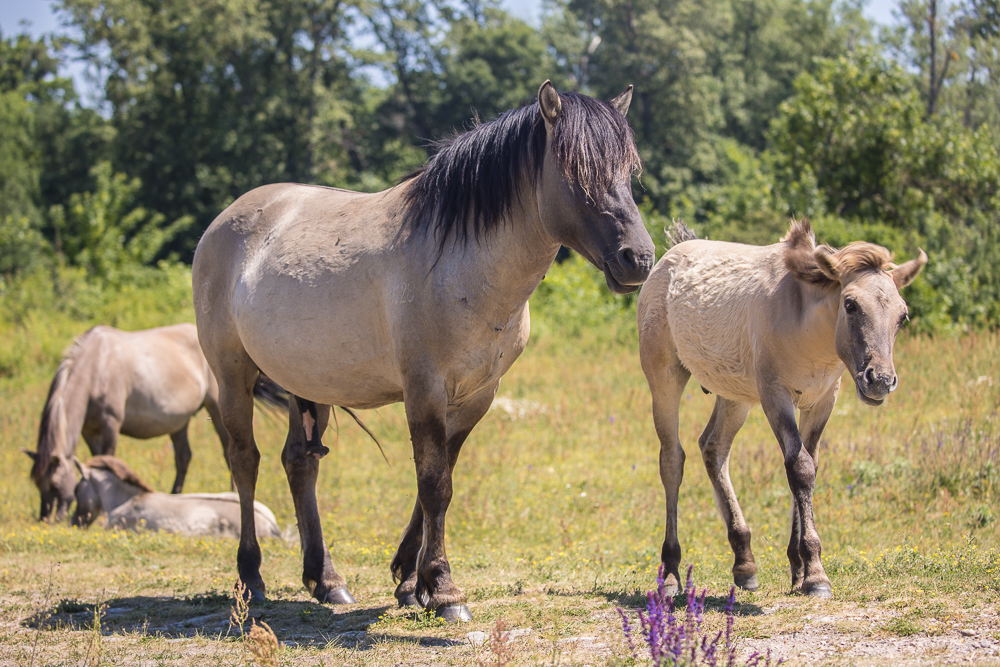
[892,249,927,290]
[73,456,89,481]
[21,449,38,462]
[610,84,633,116]
[538,80,562,127]
[814,247,841,283]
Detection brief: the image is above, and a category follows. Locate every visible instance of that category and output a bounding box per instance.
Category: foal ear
[73,456,89,481]
[814,247,841,283]
[538,80,562,127]
[892,249,928,290]
[21,448,38,462]
[610,84,633,116]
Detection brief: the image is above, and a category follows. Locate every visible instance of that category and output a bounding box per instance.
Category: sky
[0,0,903,100]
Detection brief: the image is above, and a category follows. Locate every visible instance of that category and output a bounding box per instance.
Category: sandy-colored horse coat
[71,456,280,540]
[193,81,654,619]
[24,324,232,522]
[637,220,926,597]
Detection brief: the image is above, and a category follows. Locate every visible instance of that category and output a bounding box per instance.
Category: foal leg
[697,397,756,590]
[641,329,691,596]
[282,396,355,605]
[786,381,839,592]
[392,381,498,613]
[169,423,192,493]
[760,387,832,598]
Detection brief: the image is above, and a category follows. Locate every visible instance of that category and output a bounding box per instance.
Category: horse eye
[844,299,858,314]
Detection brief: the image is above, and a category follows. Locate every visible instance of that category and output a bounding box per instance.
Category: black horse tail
[666,219,698,247]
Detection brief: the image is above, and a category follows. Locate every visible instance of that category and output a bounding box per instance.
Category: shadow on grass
[600,589,764,617]
[21,594,408,648]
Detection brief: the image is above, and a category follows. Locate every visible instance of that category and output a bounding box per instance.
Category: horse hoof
[435,604,472,623]
[397,593,419,608]
[322,587,357,605]
[803,582,833,599]
[248,587,266,603]
[735,574,759,591]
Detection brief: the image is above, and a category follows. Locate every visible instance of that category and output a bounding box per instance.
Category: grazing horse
[637,220,926,598]
[71,456,281,540]
[23,323,272,522]
[193,81,654,620]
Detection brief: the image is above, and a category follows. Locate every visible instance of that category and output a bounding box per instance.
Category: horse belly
[234,274,402,408]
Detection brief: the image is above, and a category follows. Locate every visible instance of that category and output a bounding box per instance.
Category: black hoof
[397,593,419,608]
[321,587,356,605]
[306,445,330,460]
[735,574,759,591]
[804,582,833,599]
[435,604,472,623]
[247,587,266,603]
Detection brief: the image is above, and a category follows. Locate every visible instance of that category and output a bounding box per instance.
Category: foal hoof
[306,445,330,460]
[735,574,759,592]
[435,604,473,623]
[321,587,357,605]
[803,582,833,599]
[397,593,419,608]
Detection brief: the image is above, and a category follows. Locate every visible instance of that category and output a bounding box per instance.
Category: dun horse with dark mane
[193,81,654,620]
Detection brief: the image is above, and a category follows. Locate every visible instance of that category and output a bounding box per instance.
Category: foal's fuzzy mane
[87,455,156,493]
[32,328,97,482]
[782,219,894,287]
[400,92,642,250]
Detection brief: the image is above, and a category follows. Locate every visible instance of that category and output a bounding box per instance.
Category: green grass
[0,263,998,665]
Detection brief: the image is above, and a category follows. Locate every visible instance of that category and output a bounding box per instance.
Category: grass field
[0,269,998,665]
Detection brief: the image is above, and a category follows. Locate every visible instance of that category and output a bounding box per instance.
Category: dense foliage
[1,0,999,360]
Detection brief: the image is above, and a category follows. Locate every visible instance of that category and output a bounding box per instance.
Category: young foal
[71,456,281,540]
[637,220,926,597]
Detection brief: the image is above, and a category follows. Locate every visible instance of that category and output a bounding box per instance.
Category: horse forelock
[401,92,641,250]
[87,455,155,493]
[32,330,94,482]
[832,242,895,276]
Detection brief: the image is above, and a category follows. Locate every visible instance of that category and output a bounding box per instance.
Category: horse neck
[797,282,842,364]
[36,360,92,470]
[89,469,145,513]
[424,179,561,312]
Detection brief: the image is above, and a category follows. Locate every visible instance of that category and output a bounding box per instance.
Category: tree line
[1,0,998,332]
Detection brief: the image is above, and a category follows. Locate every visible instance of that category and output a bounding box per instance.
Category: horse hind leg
[282,396,355,605]
[698,397,757,591]
[168,424,192,493]
[209,348,266,601]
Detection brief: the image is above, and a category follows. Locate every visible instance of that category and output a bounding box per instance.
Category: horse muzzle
[854,366,898,406]
[602,246,654,294]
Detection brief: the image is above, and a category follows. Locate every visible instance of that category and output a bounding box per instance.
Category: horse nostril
[864,367,876,386]
[619,247,637,272]
[890,375,899,392]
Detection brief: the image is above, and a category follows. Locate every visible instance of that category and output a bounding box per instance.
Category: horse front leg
[282,396,355,605]
[760,388,832,598]
[169,423,192,493]
[402,375,474,621]
[392,381,498,611]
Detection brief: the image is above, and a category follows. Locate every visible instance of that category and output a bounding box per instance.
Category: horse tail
[252,375,289,411]
[666,219,698,247]
[337,407,390,467]
[32,328,96,482]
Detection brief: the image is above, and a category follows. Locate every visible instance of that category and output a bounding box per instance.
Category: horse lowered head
[23,450,76,522]
[535,81,653,293]
[784,222,928,406]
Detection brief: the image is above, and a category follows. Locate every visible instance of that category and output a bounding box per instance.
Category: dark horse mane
[31,327,97,482]
[400,92,642,250]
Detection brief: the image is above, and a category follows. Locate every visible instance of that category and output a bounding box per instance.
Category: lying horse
[637,220,926,598]
[71,455,281,540]
[24,324,279,522]
[193,81,654,620]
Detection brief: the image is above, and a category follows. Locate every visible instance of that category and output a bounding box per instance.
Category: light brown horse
[637,220,926,598]
[71,455,281,540]
[24,324,235,521]
[193,81,654,620]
